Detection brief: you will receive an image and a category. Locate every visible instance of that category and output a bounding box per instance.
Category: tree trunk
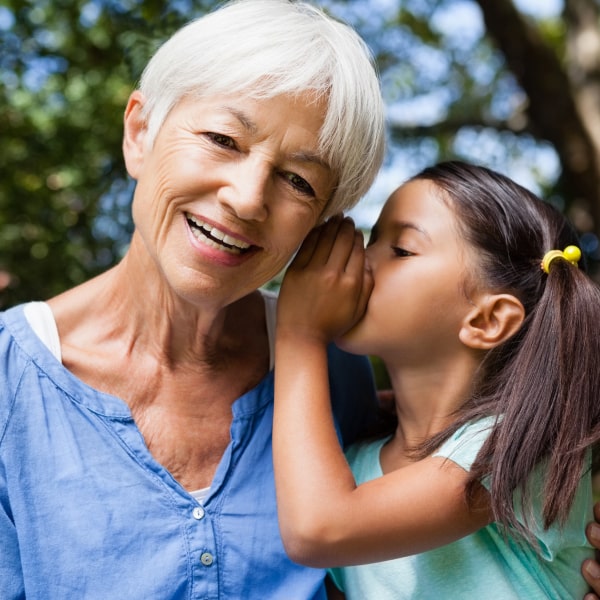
[474,0,600,276]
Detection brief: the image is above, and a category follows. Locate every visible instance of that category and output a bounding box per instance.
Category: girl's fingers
[343,230,371,312]
[303,216,357,272]
[290,215,345,269]
[356,256,374,318]
[582,558,600,596]
[291,226,323,269]
[344,229,366,274]
[307,215,351,268]
[325,218,360,270]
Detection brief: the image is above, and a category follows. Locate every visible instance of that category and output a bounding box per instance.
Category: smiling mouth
[186,213,253,255]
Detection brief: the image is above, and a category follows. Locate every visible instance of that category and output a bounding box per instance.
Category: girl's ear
[122,90,148,180]
[459,293,525,350]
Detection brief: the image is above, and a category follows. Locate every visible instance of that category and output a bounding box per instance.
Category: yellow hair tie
[541,245,581,274]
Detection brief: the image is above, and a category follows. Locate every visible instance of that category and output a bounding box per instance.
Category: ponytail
[473,258,600,533]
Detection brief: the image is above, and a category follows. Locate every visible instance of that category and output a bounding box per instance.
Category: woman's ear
[459,293,525,350]
[122,90,148,180]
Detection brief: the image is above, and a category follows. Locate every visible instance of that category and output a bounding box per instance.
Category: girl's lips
[185,213,256,255]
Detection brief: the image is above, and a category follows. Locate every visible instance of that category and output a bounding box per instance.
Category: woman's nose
[218,158,270,222]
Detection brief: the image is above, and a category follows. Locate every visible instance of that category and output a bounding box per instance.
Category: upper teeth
[186,214,251,252]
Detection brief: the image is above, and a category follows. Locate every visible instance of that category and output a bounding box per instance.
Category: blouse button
[200,552,214,567]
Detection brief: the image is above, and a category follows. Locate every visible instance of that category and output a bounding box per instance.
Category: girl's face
[338,178,479,365]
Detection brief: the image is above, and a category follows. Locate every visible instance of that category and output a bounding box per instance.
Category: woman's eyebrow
[220,105,258,134]
[289,151,331,171]
[219,105,331,171]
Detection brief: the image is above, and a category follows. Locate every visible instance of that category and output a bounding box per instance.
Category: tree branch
[473,0,600,232]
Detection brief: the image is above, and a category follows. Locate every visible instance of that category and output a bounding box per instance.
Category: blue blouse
[0,303,376,599]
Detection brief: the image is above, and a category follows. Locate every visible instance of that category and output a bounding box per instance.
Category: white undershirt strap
[23,301,62,362]
[261,289,277,371]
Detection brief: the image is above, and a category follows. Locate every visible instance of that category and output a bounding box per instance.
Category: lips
[186,213,252,255]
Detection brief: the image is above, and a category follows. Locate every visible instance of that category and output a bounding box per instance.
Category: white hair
[138,0,385,215]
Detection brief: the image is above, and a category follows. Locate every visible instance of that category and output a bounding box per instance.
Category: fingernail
[590,523,600,544]
[585,560,600,579]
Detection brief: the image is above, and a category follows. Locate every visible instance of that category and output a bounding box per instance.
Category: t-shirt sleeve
[432,416,496,475]
[433,417,593,562]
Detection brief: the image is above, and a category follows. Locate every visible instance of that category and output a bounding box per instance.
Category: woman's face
[125,92,336,306]
[338,179,477,364]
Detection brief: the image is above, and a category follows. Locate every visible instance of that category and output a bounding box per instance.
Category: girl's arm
[273,217,491,568]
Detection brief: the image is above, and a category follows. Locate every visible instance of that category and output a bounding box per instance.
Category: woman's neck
[50,251,265,364]
[47,256,270,408]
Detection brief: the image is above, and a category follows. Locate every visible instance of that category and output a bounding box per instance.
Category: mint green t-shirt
[329,418,593,599]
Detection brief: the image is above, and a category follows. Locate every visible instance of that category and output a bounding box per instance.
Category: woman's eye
[283,172,315,197]
[392,246,413,257]
[206,133,236,149]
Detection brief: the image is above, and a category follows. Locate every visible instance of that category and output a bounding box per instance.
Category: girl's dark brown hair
[412,161,600,536]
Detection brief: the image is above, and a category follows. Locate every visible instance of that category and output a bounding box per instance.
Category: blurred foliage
[0,0,214,306]
[333,0,600,280]
[2,0,600,309]
[369,355,392,391]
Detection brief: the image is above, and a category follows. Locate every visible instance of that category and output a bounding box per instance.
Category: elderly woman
[0,0,384,597]
[4,2,600,598]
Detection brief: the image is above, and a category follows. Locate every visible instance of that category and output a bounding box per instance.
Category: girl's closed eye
[392,246,414,257]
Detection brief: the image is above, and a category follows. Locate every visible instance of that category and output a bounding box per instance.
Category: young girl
[273,161,600,599]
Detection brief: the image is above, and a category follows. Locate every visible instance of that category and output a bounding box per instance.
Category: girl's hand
[582,501,600,598]
[277,216,373,345]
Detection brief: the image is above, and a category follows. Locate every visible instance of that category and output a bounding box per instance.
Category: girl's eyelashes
[391,246,414,258]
